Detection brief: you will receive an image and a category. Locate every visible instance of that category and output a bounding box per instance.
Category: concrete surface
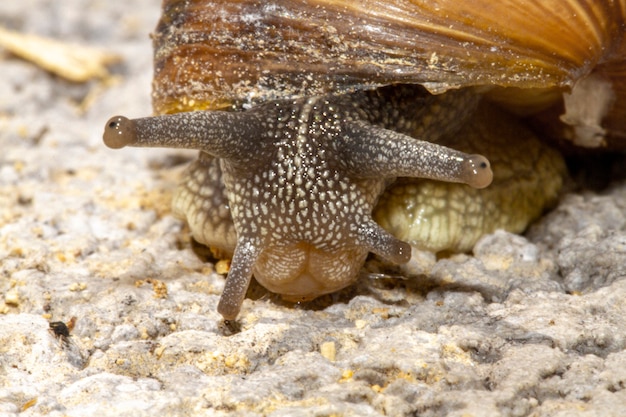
[1,1,626,416]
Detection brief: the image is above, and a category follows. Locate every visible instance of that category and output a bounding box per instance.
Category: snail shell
[104,0,625,320]
[153,0,626,148]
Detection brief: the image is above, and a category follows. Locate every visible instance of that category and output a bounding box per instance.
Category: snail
[103,0,625,321]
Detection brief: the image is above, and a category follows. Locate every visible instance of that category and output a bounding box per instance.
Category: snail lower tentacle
[216,239,260,321]
[356,221,411,264]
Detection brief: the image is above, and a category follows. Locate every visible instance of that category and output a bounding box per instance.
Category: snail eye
[103,116,136,149]
[462,154,493,189]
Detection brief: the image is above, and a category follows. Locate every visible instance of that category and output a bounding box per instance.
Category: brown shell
[152,0,626,146]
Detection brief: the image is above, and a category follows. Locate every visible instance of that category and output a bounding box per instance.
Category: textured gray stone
[1,1,626,416]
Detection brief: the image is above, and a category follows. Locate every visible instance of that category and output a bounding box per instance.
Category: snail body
[104,0,625,320]
[105,85,492,319]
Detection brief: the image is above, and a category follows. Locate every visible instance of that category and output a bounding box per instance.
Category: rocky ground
[1,1,626,416]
